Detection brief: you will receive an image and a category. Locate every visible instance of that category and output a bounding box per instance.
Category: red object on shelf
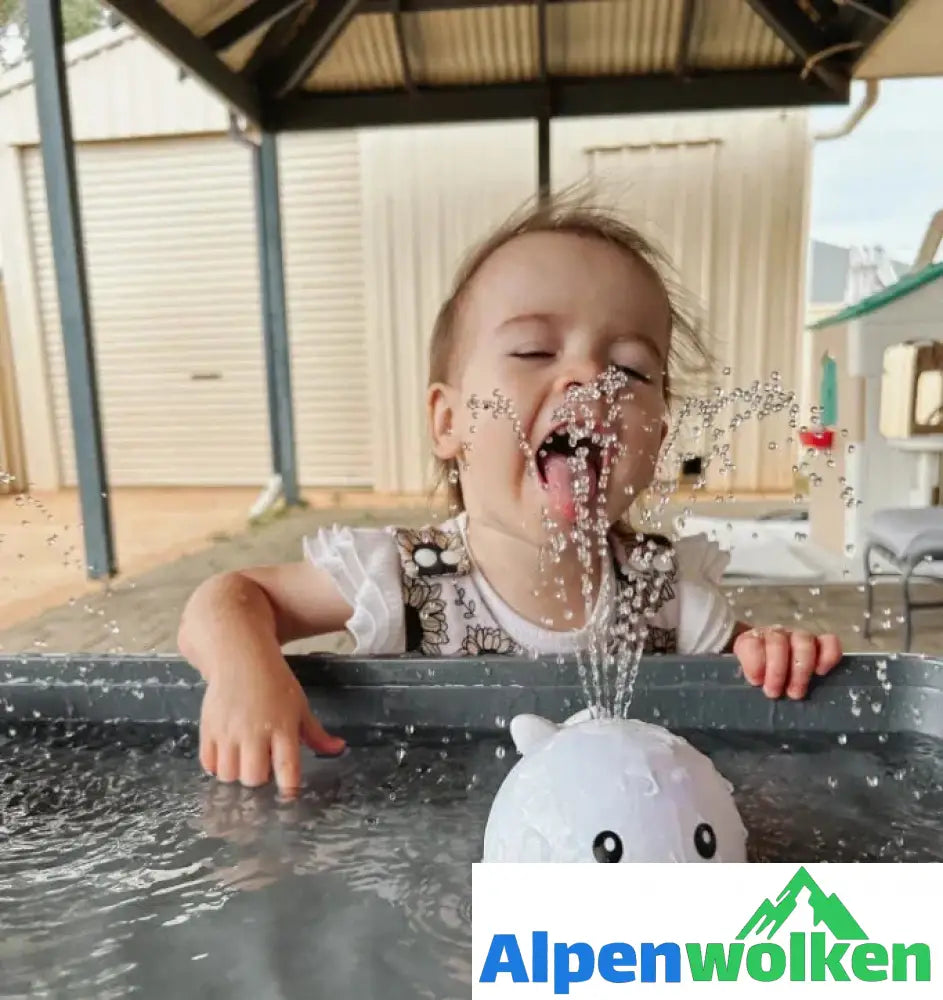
[799,428,834,449]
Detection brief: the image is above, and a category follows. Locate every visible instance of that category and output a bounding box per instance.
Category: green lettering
[685,943,744,982]
[892,943,931,982]
[811,932,849,982]
[789,932,805,980]
[746,944,786,982]
[851,944,887,981]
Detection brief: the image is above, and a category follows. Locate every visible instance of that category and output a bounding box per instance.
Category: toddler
[178,198,843,793]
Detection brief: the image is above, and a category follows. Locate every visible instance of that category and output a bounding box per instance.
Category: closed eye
[511,351,555,360]
[613,363,652,384]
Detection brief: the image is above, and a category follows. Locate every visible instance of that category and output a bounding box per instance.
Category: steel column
[252,133,300,506]
[536,0,550,204]
[25,0,116,579]
[537,113,550,204]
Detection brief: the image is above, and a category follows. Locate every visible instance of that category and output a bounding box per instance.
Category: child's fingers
[815,633,843,675]
[239,736,273,788]
[216,741,240,784]
[786,630,817,700]
[272,730,303,794]
[762,630,791,698]
[200,736,218,777]
[733,631,765,686]
[301,711,347,757]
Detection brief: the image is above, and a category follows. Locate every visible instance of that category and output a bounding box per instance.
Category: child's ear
[427,382,462,460]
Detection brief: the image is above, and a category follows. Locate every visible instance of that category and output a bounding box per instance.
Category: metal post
[252,133,300,506]
[25,0,116,579]
[536,0,550,205]
[537,111,551,204]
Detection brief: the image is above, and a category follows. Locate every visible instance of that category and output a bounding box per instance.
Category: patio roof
[100,0,910,131]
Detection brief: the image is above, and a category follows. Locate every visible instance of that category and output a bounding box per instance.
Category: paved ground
[2,499,941,660]
[0,486,433,627]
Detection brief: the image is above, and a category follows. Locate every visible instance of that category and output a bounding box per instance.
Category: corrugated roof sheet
[198,0,803,93]
[163,0,248,37]
[550,0,683,76]
[410,6,538,85]
[306,13,405,90]
[692,0,795,70]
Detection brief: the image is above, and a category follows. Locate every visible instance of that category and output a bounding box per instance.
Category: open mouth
[535,426,602,486]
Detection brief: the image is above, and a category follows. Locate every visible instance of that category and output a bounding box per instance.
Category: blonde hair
[428,193,712,512]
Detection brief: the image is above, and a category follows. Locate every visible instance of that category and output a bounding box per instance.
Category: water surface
[1,723,941,998]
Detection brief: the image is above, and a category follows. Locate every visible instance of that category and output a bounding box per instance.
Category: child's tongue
[543,453,598,522]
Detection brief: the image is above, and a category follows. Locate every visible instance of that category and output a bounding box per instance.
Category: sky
[808,76,943,263]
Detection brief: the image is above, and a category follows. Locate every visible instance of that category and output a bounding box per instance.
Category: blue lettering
[532,931,548,982]
[553,942,594,995]
[599,944,636,983]
[479,934,529,983]
[641,942,682,983]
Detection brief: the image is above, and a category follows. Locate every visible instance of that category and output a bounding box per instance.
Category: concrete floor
[0,486,435,629]
[2,496,941,660]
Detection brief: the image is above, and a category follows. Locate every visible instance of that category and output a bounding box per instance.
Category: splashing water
[461,367,820,719]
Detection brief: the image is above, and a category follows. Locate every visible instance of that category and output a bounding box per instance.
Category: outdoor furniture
[863,507,943,651]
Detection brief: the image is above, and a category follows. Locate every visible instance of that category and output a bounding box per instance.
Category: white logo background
[472,863,943,997]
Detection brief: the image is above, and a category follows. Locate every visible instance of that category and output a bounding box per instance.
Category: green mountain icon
[737,866,867,942]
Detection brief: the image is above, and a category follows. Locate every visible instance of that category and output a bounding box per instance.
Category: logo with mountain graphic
[685,866,930,985]
[737,866,867,942]
[475,865,936,994]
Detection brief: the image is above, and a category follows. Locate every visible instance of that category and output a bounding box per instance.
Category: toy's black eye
[593,830,623,863]
[694,823,716,859]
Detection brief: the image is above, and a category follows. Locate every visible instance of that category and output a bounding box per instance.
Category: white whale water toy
[482,711,748,863]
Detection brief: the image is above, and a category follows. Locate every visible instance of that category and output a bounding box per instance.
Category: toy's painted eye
[593,830,623,863]
[694,823,716,859]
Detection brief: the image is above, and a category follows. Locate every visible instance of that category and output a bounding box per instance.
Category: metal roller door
[24,131,371,488]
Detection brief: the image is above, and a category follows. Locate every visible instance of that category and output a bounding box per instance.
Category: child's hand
[199,658,345,794]
[732,625,842,700]
[178,563,355,794]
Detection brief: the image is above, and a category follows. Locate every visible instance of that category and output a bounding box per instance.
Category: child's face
[429,230,671,541]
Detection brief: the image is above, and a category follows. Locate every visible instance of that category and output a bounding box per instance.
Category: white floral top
[304,513,736,658]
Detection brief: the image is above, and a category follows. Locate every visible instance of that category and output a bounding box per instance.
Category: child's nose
[554,359,604,394]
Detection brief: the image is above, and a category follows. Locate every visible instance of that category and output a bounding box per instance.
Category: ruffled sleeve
[672,533,736,655]
[302,525,406,655]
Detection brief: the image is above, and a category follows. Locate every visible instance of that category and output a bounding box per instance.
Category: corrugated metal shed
[0,27,230,145]
[361,110,814,496]
[97,0,903,132]
[4,0,910,503]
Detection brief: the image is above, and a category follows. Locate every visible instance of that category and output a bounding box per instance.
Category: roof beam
[203,0,307,52]
[742,0,848,94]
[391,0,416,92]
[259,0,361,98]
[675,0,696,76]
[242,6,306,81]
[270,70,848,130]
[102,0,262,124]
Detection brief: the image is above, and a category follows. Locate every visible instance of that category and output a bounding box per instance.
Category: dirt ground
[1,488,941,659]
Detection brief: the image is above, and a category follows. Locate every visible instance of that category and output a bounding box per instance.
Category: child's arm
[725,621,843,700]
[177,562,352,794]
